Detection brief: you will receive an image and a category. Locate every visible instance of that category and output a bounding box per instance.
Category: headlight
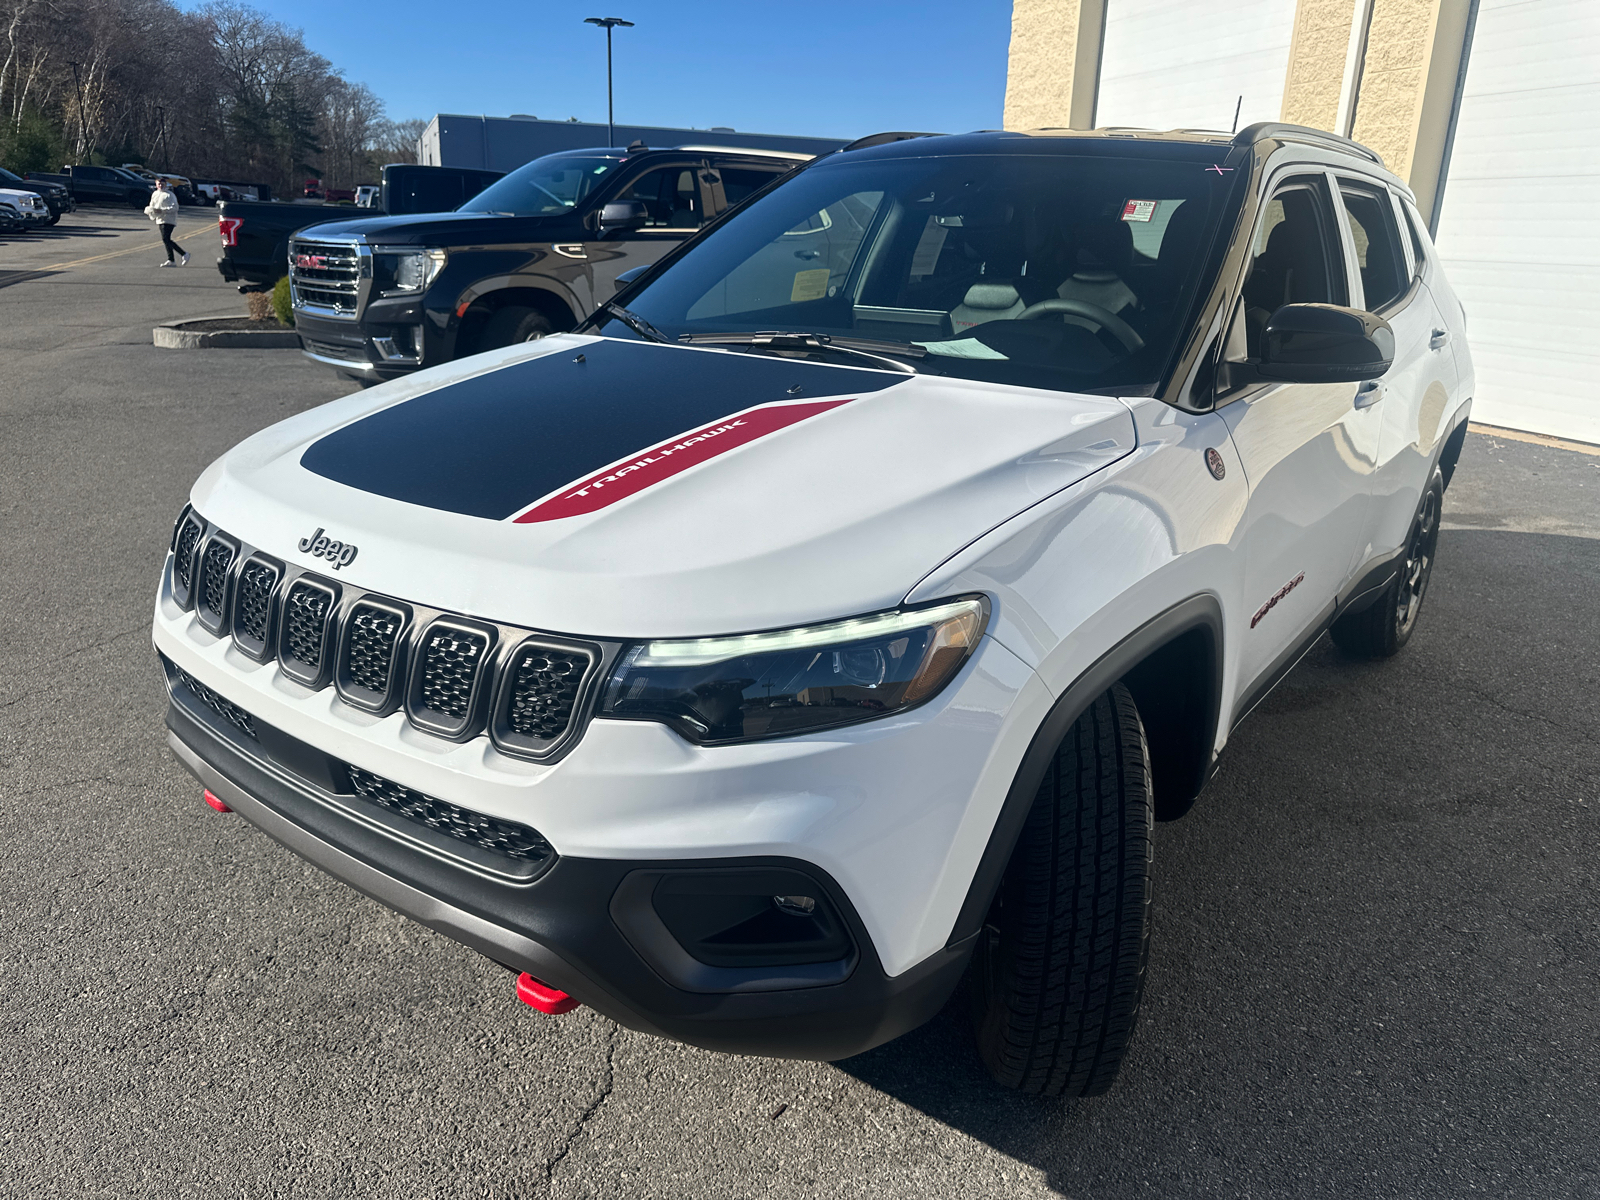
[372,247,446,295]
[598,597,987,745]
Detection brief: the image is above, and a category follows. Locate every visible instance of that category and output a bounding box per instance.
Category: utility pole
[583,17,634,148]
[68,61,86,160]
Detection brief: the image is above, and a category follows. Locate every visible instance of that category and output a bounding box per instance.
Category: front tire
[1331,467,1444,658]
[481,305,554,351]
[971,683,1154,1096]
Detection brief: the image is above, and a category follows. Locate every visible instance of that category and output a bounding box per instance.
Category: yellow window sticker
[790,268,830,302]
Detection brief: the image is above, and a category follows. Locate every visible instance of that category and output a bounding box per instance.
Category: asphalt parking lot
[3,209,1598,1198]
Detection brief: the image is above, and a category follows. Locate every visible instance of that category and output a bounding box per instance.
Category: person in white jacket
[145,179,188,267]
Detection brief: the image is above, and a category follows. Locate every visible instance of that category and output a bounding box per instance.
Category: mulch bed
[176,317,289,333]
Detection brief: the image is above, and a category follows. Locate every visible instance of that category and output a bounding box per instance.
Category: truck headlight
[598,597,987,745]
[372,247,446,295]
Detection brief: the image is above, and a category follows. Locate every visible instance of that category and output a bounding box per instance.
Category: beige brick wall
[1281,0,1357,131]
[1350,0,1441,178]
[1003,0,1104,130]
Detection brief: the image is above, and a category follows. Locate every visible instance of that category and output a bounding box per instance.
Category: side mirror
[1258,303,1394,383]
[598,200,649,232]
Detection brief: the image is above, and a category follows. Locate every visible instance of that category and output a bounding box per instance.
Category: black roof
[832,122,1385,170]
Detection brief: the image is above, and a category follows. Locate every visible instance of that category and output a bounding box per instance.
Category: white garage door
[1095,0,1299,133]
[1433,0,1600,443]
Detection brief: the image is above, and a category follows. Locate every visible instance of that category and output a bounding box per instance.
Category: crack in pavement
[541,1022,619,1192]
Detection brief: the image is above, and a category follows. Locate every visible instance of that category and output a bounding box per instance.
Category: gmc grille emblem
[298,527,358,570]
[295,254,327,270]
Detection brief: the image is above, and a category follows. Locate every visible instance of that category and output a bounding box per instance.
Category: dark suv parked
[0,167,73,223]
[289,144,816,381]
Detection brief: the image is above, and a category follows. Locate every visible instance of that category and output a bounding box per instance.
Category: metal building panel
[1095,0,1300,133]
[1433,0,1600,442]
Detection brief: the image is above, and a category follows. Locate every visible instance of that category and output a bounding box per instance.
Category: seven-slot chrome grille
[288,237,362,317]
[165,508,603,762]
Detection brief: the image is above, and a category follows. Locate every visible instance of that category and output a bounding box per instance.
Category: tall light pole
[583,17,633,148]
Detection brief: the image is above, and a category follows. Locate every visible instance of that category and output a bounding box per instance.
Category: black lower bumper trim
[164,698,972,1059]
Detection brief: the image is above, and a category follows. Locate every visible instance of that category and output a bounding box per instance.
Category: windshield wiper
[601,301,671,344]
[677,331,924,373]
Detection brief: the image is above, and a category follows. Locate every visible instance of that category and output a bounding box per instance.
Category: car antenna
[627,139,647,153]
[1231,96,1242,134]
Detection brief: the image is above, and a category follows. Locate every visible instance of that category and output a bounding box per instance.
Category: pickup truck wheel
[46,213,60,226]
[971,682,1153,1096]
[482,306,554,350]
[1332,467,1444,658]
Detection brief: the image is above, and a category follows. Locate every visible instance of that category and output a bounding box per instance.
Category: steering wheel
[1015,299,1145,353]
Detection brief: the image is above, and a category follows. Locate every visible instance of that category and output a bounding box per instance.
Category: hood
[0,188,41,207]
[191,335,1135,639]
[296,210,565,244]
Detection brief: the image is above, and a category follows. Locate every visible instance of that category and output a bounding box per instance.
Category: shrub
[271,275,293,326]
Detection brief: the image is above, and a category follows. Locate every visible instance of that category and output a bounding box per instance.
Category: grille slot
[230,555,282,661]
[194,534,239,636]
[407,618,496,739]
[336,599,410,712]
[171,512,206,609]
[174,667,257,740]
[278,577,339,688]
[346,765,555,866]
[491,640,598,758]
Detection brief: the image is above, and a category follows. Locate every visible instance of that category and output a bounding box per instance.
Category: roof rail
[1233,121,1383,166]
[839,131,942,153]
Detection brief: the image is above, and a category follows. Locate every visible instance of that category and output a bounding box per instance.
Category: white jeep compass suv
[153,124,1471,1096]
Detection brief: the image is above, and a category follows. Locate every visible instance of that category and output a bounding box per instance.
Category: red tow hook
[516,972,581,1014]
[202,789,232,813]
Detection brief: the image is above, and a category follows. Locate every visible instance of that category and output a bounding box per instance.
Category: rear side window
[716,166,788,208]
[1338,183,1409,310]
[1400,198,1432,275]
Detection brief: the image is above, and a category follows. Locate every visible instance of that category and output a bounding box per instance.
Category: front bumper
[296,308,427,380]
[165,689,973,1059]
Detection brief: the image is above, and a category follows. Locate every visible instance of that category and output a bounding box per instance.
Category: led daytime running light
[630,599,984,668]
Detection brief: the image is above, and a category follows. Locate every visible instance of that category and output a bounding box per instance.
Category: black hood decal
[300,339,903,521]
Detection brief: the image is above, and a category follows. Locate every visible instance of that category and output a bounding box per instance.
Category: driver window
[613,166,703,229]
[1234,176,1347,359]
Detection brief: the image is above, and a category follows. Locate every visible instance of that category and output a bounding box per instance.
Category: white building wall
[1432,0,1600,444]
[1094,0,1301,132]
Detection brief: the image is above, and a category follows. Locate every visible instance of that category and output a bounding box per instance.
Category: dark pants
[158,222,182,262]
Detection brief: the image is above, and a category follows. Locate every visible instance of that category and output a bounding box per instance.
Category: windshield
[602,150,1242,393]
[0,168,23,185]
[457,153,620,216]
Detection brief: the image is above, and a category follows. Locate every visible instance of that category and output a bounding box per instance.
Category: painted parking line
[36,226,211,272]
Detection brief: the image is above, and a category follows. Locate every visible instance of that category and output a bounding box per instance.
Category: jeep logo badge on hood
[298,527,358,570]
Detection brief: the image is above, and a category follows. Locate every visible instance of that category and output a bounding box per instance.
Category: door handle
[1429,328,1450,350]
[1354,380,1385,409]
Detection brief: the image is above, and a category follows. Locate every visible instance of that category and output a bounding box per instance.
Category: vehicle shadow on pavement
[835,528,1600,1196]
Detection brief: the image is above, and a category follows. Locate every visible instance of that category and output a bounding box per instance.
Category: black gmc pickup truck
[216,164,503,289]
[289,144,819,381]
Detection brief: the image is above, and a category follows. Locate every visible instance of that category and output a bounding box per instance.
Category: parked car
[122,165,198,205]
[289,143,810,381]
[0,166,72,224]
[215,163,503,290]
[192,179,272,205]
[153,122,1471,1095]
[0,186,51,228]
[27,164,152,207]
[353,185,380,208]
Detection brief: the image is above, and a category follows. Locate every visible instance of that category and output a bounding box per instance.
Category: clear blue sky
[190,1,1013,139]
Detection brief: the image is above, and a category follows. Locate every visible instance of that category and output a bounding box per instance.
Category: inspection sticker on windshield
[791,268,830,302]
[1121,199,1158,223]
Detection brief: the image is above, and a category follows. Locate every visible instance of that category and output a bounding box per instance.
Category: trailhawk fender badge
[1251,572,1304,628]
[298,527,359,570]
[510,397,854,523]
